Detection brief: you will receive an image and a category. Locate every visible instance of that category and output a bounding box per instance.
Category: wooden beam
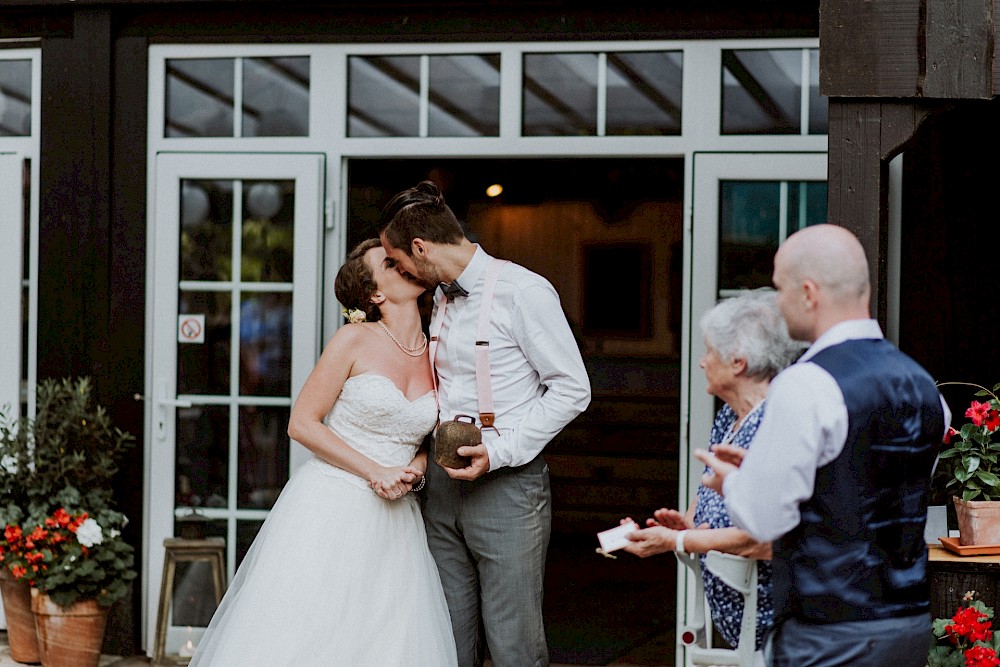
[822,0,996,99]
[924,0,994,98]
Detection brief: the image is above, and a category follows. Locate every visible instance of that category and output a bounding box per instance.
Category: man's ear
[411,238,427,256]
[731,357,748,375]
[802,279,819,310]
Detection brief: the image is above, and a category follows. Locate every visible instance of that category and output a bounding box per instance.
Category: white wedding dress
[190,374,457,666]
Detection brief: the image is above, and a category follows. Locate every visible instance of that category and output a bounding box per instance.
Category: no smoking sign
[178,314,205,344]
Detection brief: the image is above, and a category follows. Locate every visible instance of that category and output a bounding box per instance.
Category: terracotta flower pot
[30,588,109,667]
[0,569,41,663]
[953,496,1000,546]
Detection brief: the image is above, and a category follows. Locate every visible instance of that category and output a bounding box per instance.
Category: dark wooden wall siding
[899,100,1000,390]
[38,12,149,650]
[106,35,149,655]
[116,1,819,42]
[38,9,113,383]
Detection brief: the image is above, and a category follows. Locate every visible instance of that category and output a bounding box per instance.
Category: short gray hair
[700,288,805,381]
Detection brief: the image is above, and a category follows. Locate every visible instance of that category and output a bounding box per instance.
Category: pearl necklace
[720,399,765,446]
[378,320,428,357]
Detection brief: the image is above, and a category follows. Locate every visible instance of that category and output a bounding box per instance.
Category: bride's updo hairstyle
[380,180,465,255]
[335,238,383,323]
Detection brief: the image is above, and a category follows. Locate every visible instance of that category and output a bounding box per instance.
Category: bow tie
[441,280,469,301]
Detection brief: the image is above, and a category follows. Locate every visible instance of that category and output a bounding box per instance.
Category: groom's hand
[443,444,490,480]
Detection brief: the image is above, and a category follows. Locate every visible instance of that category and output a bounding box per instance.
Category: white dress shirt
[432,246,592,471]
[721,319,952,542]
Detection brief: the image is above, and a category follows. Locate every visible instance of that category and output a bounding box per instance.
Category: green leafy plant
[0,377,137,608]
[937,382,1000,502]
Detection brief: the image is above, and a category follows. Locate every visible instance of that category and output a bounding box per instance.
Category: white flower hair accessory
[341,308,367,324]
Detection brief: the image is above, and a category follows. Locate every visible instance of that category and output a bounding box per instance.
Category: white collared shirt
[721,319,952,542]
[431,246,592,470]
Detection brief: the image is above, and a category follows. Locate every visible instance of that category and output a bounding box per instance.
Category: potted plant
[937,382,1000,546]
[0,377,135,667]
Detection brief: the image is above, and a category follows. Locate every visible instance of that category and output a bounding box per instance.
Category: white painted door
[145,153,324,654]
[0,154,24,421]
[0,152,25,631]
[680,151,827,665]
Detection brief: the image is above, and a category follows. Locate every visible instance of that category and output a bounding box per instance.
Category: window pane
[428,54,500,137]
[719,181,781,290]
[241,180,294,282]
[166,59,235,137]
[178,291,232,395]
[239,293,292,396]
[236,520,264,568]
[348,55,420,137]
[606,52,682,136]
[719,180,828,291]
[808,49,828,135]
[0,60,31,137]
[175,405,229,508]
[523,53,598,136]
[787,181,828,231]
[722,49,801,135]
[237,405,290,509]
[180,180,233,281]
[242,57,310,137]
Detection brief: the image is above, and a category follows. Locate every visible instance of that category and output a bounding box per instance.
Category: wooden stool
[153,537,226,665]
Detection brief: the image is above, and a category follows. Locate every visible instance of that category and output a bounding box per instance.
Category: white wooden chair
[676,550,759,667]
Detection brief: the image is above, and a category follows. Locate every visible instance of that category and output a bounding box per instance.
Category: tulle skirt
[190,459,457,666]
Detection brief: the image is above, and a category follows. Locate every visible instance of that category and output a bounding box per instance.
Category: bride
[190,238,457,666]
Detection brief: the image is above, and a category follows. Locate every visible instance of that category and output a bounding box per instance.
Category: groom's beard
[408,254,442,290]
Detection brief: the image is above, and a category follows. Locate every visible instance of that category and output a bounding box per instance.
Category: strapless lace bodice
[309,374,437,487]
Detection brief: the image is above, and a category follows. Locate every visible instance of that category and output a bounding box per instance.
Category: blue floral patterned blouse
[692,402,774,651]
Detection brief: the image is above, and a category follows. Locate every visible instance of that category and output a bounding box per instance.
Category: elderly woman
[623,288,803,661]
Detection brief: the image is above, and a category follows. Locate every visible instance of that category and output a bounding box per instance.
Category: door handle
[155,379,193,440]
[158,397,193,408]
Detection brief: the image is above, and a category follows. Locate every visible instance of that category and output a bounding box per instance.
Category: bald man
[696,225,951,666]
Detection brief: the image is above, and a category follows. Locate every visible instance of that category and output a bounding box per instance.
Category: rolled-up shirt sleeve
[721,363,848,542]
[484,282,591,470]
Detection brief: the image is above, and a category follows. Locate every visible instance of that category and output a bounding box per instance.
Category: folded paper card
[597,521,639,553]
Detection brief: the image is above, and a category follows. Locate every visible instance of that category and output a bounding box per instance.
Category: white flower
[0,455,17,475]
[110,529,120,538]
[76,518,103,548]
[342,308,367,324]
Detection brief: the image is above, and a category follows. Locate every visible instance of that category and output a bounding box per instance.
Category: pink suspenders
[428,259,509,430]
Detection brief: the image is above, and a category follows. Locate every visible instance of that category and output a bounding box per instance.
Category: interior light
[486,184,503,198]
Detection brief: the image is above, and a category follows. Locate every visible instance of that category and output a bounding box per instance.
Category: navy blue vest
[772,338,943,623]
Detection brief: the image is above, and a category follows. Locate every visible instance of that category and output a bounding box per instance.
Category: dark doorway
[347,158,683,664]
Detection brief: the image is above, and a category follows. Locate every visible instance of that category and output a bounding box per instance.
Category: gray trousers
[766,613,932,667]
[423,452,552,667]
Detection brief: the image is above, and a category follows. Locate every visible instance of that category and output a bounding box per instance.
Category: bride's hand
[370,466,414,500]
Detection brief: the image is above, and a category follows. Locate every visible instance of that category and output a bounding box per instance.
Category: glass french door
[680,152,827,664]
[146,153,324,653]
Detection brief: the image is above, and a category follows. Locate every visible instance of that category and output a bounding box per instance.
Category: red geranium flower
[967,401,993,427]
[964,644,1000,667]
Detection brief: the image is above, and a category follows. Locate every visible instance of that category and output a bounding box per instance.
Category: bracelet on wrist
[412,476,426,492]
[675,530,688,556]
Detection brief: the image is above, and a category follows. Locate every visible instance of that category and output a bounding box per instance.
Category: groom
[380,180,591,667]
